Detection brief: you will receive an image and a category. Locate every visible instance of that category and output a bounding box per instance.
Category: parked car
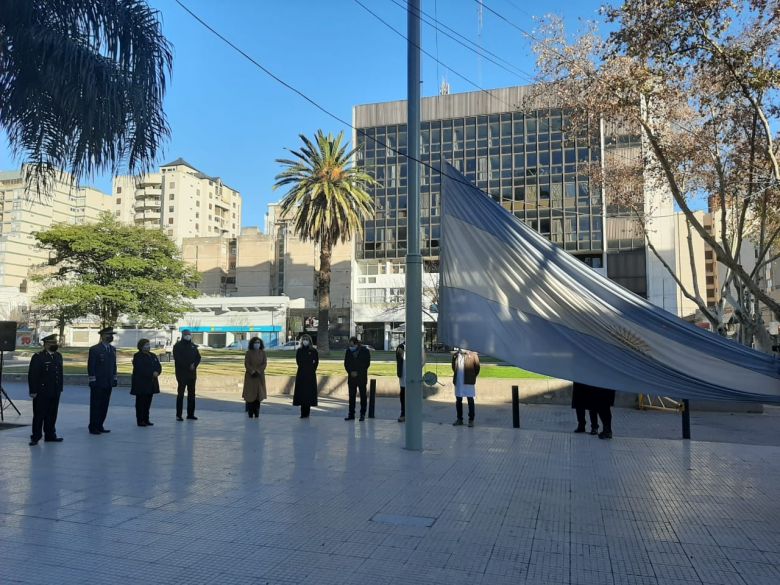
[226,340,250,351]
[269,340,301,351]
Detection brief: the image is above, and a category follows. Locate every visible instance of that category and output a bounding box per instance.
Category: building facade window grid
[356,108,606,261]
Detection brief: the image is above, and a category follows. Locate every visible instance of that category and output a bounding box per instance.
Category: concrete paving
[0,382,779,585]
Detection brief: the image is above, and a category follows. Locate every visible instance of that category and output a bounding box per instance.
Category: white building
[113,158,242,247]
[0,168,111,294]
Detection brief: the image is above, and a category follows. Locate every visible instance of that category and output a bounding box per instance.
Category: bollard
[682,399,691,440]
[368,379,376,419]
[512,385,520,428]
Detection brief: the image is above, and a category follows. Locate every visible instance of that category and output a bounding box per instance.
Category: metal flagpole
[405,0,423,451]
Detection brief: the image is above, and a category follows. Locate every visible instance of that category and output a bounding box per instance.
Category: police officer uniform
[28,334,64,445]
[173,332,201,420]
[88,327,117,434]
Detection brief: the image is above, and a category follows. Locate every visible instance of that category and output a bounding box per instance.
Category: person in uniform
[344,336,371,421]
[88,327,117,435]
[130,338,161,427]
[28,334,64,445]
[173,328,201,421]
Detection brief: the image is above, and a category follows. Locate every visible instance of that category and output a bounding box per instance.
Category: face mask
[350,344,358,351]
[48,344,59,352]
[105,335,114,344]
[252,343,261,350]
[142,344,151,352]
[183,335,192,342]
[302,340,310,347]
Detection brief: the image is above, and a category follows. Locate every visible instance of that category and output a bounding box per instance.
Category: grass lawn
[9,348,548,380]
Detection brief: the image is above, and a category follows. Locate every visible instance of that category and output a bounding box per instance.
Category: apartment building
[0,168,111,292]
[113,158,242,246]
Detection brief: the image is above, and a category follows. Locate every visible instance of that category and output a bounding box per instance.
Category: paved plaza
[1,383,779,585]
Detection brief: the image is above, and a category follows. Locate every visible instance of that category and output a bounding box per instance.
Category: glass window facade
[356,109,604,260]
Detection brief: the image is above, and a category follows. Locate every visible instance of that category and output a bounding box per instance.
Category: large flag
[438,164,780,403]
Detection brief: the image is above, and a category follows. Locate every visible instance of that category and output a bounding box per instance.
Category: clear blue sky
[0,0,607,229]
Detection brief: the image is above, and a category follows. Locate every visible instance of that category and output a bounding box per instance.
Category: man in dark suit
[88,327,117,435]
[28,334,64,445]
[344,336,371,421]
[173,329,201,421]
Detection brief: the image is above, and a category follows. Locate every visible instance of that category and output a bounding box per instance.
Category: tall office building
[113,158,242,247]
[352,86,677,349]
[0,168,111,292]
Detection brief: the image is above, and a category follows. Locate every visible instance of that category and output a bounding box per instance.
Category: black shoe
[44,437,63,442]
[89,429,101,435]
[29,439,39,446]
[359,415,365,422]
[137,422,147,427]
[574,426,586,433]
[398,416,405,423]
[186,416,198,420]
[467,420,474,428]
[590,428,599,436]
[99,429,111,433]
[176,416,184,421]
[598,431,612,440]
[300,414,309,418]
[345,415,355,421]
[453,419,464,426]
[145,421,154,426]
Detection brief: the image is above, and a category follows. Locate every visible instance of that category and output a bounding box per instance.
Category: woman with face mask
[293,334,318,418]
[242,337,267,418]
[130,338,161,427]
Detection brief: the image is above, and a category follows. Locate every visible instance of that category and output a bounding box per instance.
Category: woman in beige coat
[243,337,267,418]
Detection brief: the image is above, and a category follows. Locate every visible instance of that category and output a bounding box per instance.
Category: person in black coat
[344,336,371,421]
[396,341,406,423]
[28,334,64,445]
[571,381,600,435]
[293,334,318,418]
[131,338,162,427]
[173,329,201,421]
[88,327,117,435]
[592,386,616,439]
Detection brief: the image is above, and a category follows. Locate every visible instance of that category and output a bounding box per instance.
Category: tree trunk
[58,317,66,347]
[317,239,332,354]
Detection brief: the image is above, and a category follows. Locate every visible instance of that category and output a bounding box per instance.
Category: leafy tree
[0,0,172,188]
[34,214,199,329]
[33,285,92,344]
[274,130,376,352]
[530,0,780,349]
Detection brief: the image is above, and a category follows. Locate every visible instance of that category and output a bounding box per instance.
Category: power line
[433,0,441,87]
[388,0,534,82]
[353,0,517,109]
[173,0,683,223]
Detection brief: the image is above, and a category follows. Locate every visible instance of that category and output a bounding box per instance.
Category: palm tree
[0,0,172,187]
[274,130,377,353]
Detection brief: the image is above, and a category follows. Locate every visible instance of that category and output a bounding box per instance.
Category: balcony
[135,210,161,222]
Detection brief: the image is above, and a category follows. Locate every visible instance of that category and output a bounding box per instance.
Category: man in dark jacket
[173,329,201,421]
[344,336,371,421]
[571,381,600,435]
[88,327,117,435]
[396,341,406,423]
[28,334,64,445]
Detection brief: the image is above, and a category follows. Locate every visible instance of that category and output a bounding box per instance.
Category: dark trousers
[456,396,475,421]
[176,379,196,418]
[300,405,311,418]
[400,386,405,416]
[89,385,112,432]
[576,408,599,430]
[135,394,153,424]
[348,377,367,417]
[597,406,612,433]
[245,400,260,417]
[31,393,60,441]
